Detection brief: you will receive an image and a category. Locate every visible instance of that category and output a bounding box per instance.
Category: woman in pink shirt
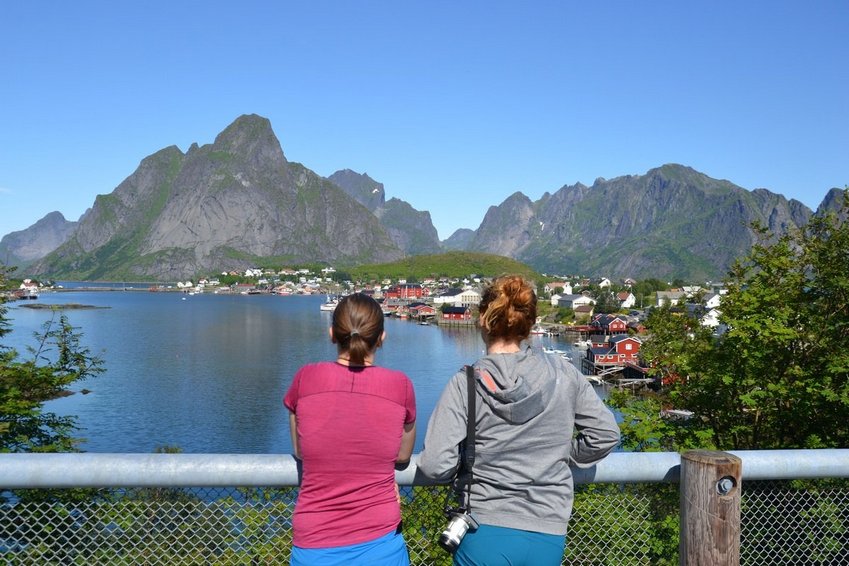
[284,293,417,565]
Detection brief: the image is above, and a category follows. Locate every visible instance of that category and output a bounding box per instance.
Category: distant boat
[320,295,339,312]
[584,374,604,385]
[530,325,548,335]
[543,347,572,362]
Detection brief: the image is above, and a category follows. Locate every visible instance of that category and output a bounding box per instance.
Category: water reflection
[6,292,582,454]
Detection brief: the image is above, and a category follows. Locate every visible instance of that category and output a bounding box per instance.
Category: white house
[434,288,482,307]
[544,281,572,296]
[703,292,722,309]
[433,288,464,306]
[682,285,703,297]
[700,308,722,328]
[617,291,636,309]
[656,290,686,307]
[557,294,597,309]
[458,289,482,307]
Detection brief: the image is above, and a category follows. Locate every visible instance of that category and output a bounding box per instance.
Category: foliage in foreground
[5,480,847,565]
[1,484,674,565]
[0,263,104,455]
[613,190,849,452]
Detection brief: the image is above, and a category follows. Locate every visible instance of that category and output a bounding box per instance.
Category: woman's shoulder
[299,360,336,372]
[294,360,341,379]
[533,350,584,385]
[371,365,414,383]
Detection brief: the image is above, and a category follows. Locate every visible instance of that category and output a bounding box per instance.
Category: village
[165,267,729,385]
[7,266,728,387]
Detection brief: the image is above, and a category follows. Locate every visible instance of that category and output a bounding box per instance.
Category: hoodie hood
[474,345,559,424]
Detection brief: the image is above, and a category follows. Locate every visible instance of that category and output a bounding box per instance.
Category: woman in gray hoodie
[418,275,620,565]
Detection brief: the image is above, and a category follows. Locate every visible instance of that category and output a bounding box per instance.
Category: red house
[409,302,436,318]
[590,314,628,334]
[587,335,642,366]
[384,284,424,300]
[441,306,472,321]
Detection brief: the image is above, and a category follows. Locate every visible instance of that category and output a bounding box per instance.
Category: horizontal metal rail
[1,449,847,489]
[0,449,849,489]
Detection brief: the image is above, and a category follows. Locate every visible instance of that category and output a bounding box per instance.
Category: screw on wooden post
[679,450,742,566]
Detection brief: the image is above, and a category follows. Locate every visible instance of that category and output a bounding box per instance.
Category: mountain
[5,111,840,283]
[328,170,442,255]
[442,228,476,251]
[32,115,403,280]
[817,187,849,222]
[327,169,385,211]
[465,164,813,280]
[0,212,77,270]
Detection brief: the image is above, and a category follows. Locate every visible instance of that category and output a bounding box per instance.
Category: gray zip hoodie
[417,345,620,536]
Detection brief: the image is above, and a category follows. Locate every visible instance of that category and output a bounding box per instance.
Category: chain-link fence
[2,479,847,565]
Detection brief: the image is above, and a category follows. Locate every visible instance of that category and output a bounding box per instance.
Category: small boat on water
[530,325,549,335]
[543,347,573,362]
[584,374,604,385]
[319,295,340,312]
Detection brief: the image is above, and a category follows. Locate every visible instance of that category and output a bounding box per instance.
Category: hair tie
[350,330,360,337]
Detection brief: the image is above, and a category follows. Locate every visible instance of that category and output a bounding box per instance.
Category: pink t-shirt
[283,361,416,548]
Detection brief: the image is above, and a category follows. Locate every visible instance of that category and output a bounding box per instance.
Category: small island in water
[19,303,110,310]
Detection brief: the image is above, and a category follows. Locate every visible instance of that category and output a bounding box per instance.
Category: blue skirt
[290,528,410,566]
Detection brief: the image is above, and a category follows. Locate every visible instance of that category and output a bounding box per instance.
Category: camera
[438,506,479,553]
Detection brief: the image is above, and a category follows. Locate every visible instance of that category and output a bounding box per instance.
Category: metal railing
[1,450,848,565]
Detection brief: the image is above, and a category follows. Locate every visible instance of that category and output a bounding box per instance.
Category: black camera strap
[463,364,476,512]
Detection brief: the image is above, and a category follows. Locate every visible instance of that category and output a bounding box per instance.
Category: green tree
[594,290,621,314]
[557,307,574,323]
[0,263,104,453]
[632,278,668,308]
[614,191,849,451]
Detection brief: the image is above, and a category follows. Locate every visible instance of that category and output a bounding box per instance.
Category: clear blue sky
[2,1,847,241]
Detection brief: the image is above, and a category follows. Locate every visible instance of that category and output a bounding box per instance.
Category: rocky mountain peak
[328,169,386,211]
[211,114,287,170]
[6,114,840,282]
[29,115,403,280]
[0,211,77,267]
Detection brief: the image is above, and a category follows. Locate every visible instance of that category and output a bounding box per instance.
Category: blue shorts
[453,524,566,566]
[290,528,410,566]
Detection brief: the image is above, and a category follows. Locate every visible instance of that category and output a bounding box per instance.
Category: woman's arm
[570,379,620,467]
[288,411,301,460]
[396,421,417,464]
[417,371,467,480]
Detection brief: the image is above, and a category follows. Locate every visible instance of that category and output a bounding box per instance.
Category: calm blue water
[4,290,583,454]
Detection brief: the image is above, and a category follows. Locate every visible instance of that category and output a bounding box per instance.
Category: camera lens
[438,514,472,553]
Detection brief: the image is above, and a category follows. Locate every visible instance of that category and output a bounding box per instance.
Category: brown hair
[478,275,537,343]
[332,293,385,365]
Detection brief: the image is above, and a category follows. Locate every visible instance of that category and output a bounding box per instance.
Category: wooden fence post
[680,450,742,565]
